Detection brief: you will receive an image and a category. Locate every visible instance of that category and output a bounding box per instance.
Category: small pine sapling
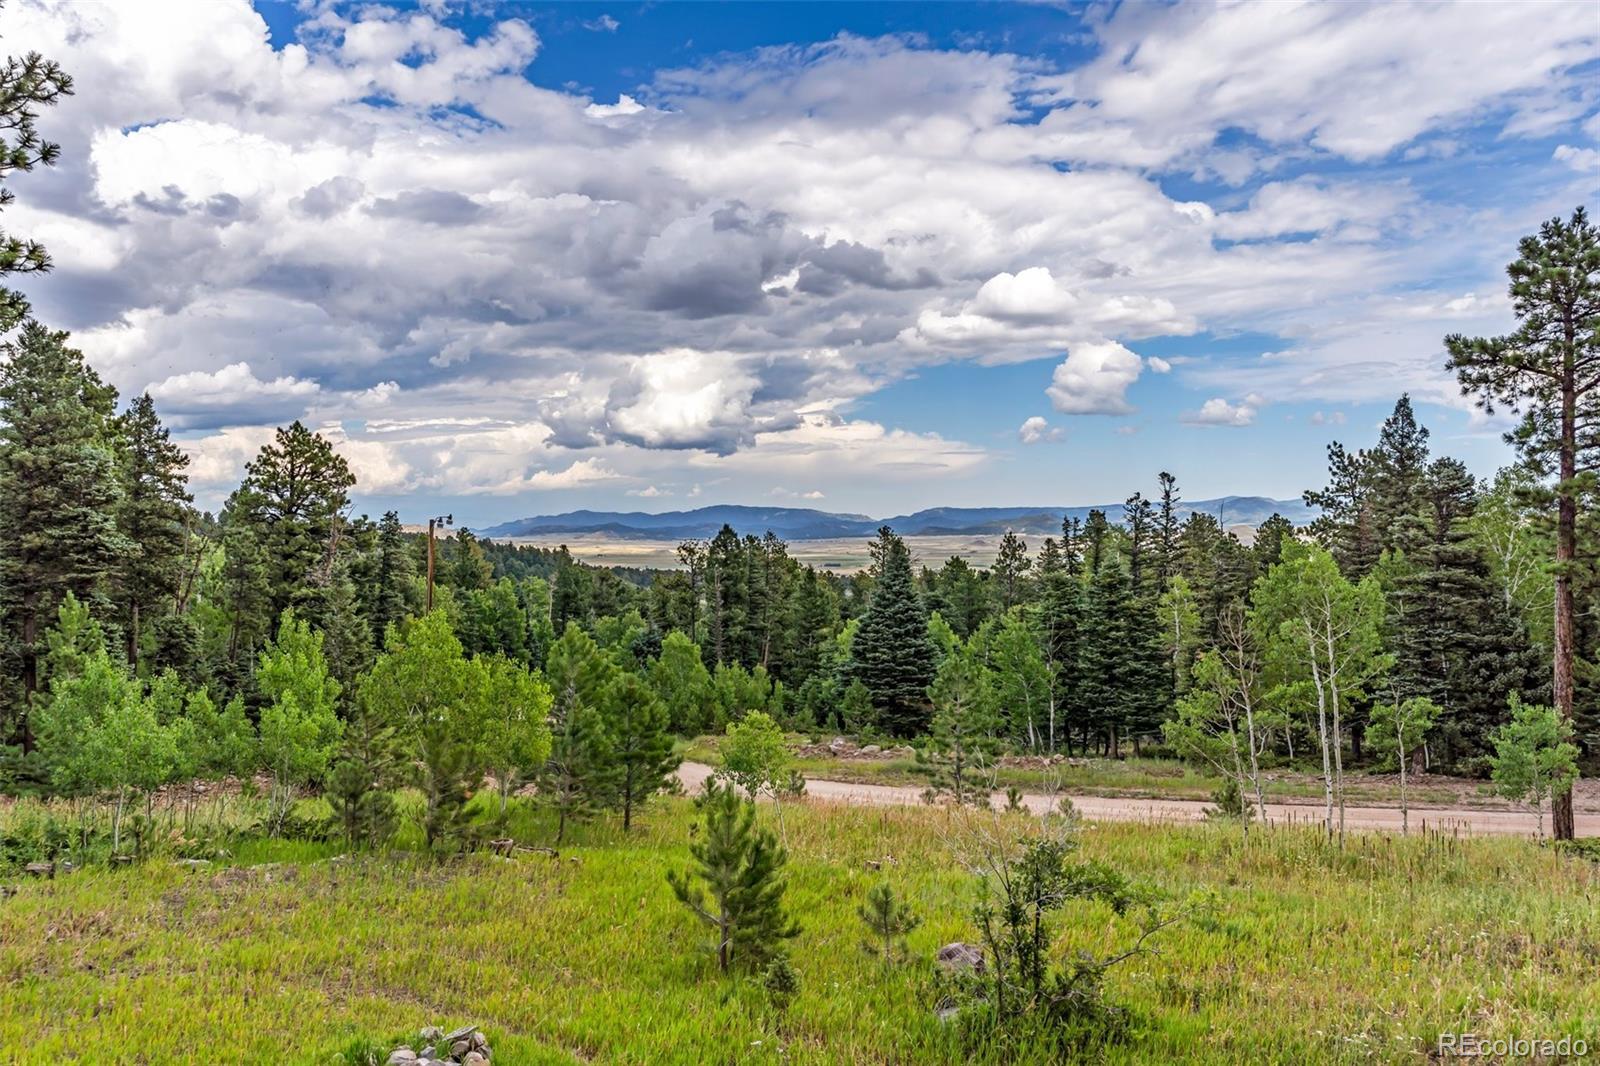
[858,881,920,962]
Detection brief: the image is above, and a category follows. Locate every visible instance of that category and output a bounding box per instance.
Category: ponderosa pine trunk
[1551,356,1577,841]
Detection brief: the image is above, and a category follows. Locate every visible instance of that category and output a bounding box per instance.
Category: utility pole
[426,513,453,611]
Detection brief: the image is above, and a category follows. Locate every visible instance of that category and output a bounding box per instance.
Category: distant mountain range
[482,497,1316,542]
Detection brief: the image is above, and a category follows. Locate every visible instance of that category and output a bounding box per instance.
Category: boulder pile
[793,737,917,760]
[387,1024,492,1066]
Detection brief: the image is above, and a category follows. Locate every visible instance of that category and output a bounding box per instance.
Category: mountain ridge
[483,497,1316,541]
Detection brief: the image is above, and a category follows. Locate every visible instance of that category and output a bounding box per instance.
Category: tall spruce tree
[111,393,192,669]
[847,528,936,736]
[1155,471,1182,585]
[367,510,415,645]
[1031,536,1081,754]
[0,324,124,745]
[1385,458,1545,766]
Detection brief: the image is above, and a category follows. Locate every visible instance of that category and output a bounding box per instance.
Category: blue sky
[10,0,1600,525]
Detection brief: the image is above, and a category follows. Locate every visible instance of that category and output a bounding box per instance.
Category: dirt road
[675,762,1598,838]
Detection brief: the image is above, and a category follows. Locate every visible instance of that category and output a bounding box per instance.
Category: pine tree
[0,42,73,332]
[536,688,612,846]
[368,510,415,645]
[230,421,355,623]
[668,778,800,972]
[109,393,192,669]
[992,532,1031,610]
[1155,471,1182,585]
[214,498,272,676]
[1384,458,1544,765]
[545,622,619,711]
[1252,514,1295,572]
[1367,396,1431,544]
[858,881,920,962]
[848,528,936,736]
[1124,492,1155,594]
[1032,537,1081,754]
[785,566,838,687]
[448,527,493,591]
[935,555,989,638]
[326,702,404,849]
[0,323,125,745]
[926,636,1000,804]
[1077,558,1168,756]
[1447,207,1600,840]
[318,562,375,689]
[600,670,679,829]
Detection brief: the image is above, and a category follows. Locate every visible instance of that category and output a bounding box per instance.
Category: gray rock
[386,1049,418,1065]
[469,1030,487,1049]
[451,1040,471,1057]
[420,1026,443,1043]
[936,942,985,973]
[419,1047,434,1058]
[463,1054,487,1066]
[859,744,881,755]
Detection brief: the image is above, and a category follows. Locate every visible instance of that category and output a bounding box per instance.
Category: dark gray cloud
[292,177,365,219]
[368,189,487,226]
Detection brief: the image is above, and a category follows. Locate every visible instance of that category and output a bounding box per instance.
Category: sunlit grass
[2,790,1596,1064]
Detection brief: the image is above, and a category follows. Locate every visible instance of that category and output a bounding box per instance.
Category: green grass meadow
[2,792,1597,1064]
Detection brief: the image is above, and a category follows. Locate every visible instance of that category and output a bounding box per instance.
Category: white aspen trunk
[1397,711,1409,836]
[1226,711,1249,839]
[113,788,127,854]
[1241,690,1268,825]
[1323,621,1347,847]
[1305,623,1333,839]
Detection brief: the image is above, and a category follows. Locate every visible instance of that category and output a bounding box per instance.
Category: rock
[936,942,985,974]
[419,1047,434,1058]
[859,744,881,756]
[469,1030,487,1050]
[444,1025,478,1043]
[828,736,848,752]
[463,1054,486,1066]
[386,1048,417,1065]
[420,1026,443,1043]
[23,862,53,878]
[451,1040,470,1057]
